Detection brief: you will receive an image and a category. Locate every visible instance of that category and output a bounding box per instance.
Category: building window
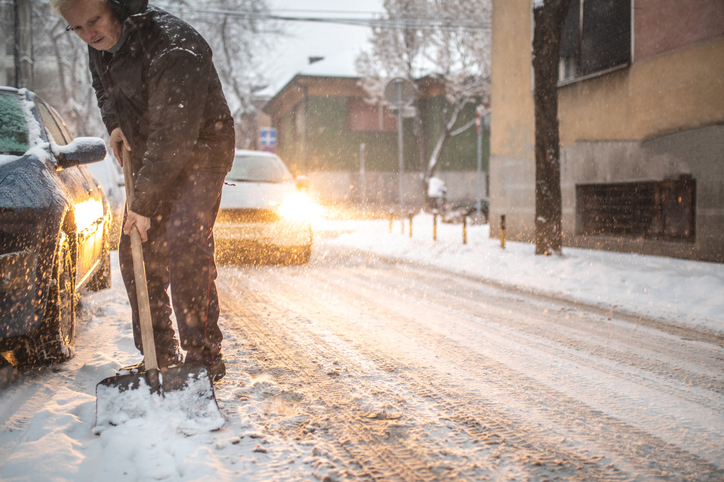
[347,98,397,132]
[576,177,695,242]
[559,0,631,82]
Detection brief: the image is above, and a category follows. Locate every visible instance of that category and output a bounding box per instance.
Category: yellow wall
[559,38,724,145]
[491,2,724,154]
[489,0,724,260]
[490,0,535,160]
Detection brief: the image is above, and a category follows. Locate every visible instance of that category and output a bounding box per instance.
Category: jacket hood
[109,0,148,21]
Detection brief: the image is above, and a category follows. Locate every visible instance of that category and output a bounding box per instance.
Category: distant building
[490,0,724,262]
[263,72,488,208]
[237,96,272,151]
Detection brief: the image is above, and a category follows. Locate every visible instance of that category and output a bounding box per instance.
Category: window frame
[556,0,633,86]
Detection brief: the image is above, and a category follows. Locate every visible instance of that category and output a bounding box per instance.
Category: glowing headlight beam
[277,192,323,222]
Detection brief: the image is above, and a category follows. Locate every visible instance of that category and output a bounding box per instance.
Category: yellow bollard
[389,210,393,233]
[501,214,506,249]
[409,211,413,238]
[463,216,467,244]
[433,212,437,241]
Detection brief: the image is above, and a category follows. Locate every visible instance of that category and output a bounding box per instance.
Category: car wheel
[287,244,311,264]
[87,226,112,291]
[297,245,312,264]
[22,231,77,364]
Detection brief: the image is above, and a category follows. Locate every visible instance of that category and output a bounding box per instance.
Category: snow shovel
[94,148,223,432]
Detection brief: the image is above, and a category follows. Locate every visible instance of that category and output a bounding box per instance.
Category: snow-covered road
[1,221,723,481]
[214,243,724,480]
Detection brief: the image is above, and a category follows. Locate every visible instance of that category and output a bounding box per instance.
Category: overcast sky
[260,0,384,95]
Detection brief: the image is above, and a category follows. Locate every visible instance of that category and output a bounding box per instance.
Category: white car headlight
[277,192,320,223]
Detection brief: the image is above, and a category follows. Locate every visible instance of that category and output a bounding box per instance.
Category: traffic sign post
[476,105,483,220]
[360,143,366,212]
[384,78,415,210]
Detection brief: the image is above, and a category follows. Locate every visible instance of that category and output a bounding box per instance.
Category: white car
[215,150,314,264]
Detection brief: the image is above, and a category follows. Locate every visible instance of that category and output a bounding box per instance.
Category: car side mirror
[55,137,108,171]
[295,175,310,192]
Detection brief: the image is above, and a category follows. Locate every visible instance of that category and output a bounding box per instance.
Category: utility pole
[475,105,483,220]
[360,143,366,212]
[13,0,33,89]
[396,80,404,209]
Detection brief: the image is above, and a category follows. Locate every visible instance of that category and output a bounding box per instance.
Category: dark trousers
[119,171,225,360]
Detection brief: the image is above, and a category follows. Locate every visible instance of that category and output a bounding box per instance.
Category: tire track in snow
[218,279,458,481]
[235,272,630,481]
[219,271,627,481]
[363,249,724,349]
[223,244,723,480]
[329,264,724,409]
[292,263,724,480]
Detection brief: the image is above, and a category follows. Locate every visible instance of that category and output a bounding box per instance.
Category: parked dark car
[0,87,112,366]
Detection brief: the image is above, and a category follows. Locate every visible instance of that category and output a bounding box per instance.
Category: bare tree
[23,0,276,145]
[27,1,106,138]
[532,0,572,255]
[356,0,429,173]
[168,0,280,148]
[355,0,491,189]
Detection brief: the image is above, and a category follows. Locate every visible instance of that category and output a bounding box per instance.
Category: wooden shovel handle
[122,148,158,371]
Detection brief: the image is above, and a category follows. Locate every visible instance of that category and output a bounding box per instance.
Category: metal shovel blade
[94,365,224,432]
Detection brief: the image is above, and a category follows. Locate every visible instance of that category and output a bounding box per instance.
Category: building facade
[490,0,724,261]
[264,74,489,208]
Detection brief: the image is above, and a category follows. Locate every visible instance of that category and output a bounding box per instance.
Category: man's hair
[49,0,72,14]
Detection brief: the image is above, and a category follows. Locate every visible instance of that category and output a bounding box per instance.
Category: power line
[154,4,491,31]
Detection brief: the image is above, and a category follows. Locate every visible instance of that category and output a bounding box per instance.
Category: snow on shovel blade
[94,365,224,433]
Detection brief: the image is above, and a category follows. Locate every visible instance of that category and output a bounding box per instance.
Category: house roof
[263,72,452,120]
[263,74,364,119]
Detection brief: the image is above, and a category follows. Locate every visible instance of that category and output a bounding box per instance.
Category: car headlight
[277,192,320,223]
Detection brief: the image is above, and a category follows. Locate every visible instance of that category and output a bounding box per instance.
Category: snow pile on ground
[94,370,224,434]
[0,264,306,481]
[316,213,724,335]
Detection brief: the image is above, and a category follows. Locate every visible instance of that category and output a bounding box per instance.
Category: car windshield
[227,154,293,183]
[0,93,30,156]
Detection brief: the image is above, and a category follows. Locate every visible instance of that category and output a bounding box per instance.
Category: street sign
[388,105,416,118]
[259,127,276,152]
[384,78,415,107]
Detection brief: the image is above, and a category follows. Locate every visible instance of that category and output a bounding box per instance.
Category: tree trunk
[14,0,34,89]
[424,100,464,183]
[532,0,571,255]
[413,100,426,174]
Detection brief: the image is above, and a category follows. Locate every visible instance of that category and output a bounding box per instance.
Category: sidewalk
[315,213,724,336]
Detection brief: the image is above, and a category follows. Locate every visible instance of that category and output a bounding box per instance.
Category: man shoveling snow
[52,0,234,381]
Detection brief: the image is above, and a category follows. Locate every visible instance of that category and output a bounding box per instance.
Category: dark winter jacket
[89,0,235,217]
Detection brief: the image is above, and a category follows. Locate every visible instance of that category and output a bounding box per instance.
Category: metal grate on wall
[576,178,695,242]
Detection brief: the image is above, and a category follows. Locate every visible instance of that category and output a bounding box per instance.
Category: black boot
[185,347,226,382]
